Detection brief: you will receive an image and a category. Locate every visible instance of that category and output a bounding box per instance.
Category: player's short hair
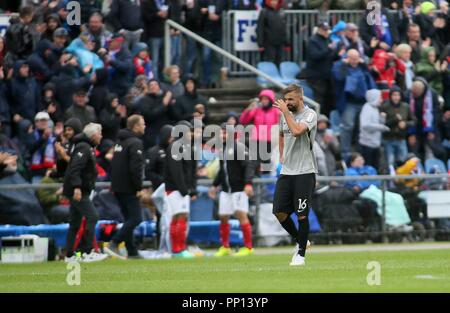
[281,84,303,98]
[127,114,144,130]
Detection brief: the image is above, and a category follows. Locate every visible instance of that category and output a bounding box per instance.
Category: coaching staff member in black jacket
[64,123,107,262]
[105,114,146,259]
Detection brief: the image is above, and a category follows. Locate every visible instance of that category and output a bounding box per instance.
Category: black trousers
[306,78,335,116]
[262,44,283,65]
[358,144,380,171]
[66,195,99,256]
[112,192,142,256]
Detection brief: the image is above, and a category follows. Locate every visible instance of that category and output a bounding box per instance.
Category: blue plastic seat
[256,62,283,87]
[425,158,447,174]
[190,193,215,221]
[279,61,301,85]
[297,79,314,99]
[417,161,425,174]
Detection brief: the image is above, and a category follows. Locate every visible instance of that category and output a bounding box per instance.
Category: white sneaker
[81,251,109,263]
[103,243,127,260]
[292,243,300,263]
[64,254,82,263]
[292,240,311,260]
[290,254,305,266]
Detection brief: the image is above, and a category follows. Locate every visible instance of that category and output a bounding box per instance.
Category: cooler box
[0,235,48,263]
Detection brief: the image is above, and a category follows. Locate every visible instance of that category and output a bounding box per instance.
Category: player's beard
[287,104,298,112]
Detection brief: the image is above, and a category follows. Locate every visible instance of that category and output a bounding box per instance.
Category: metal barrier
[0,13,12,36]
[1,174,450,244]
[327,10,365,26]
[164,18,321,111]
[222,10,366,76]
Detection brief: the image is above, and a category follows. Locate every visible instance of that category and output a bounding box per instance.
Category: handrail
[1,174,448,190]
[164,19,321,112]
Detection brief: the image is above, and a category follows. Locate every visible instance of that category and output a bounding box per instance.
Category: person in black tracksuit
[145,124,174,189]
[107,115,146,258]
[54,118,83,178]
[145,124,174,245]
[164,120,197,256]
[63,123,103,259]
[210,124,257,256]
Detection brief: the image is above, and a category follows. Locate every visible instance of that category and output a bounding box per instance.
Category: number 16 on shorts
[297,198,307,214]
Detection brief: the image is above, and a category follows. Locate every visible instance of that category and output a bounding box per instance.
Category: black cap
[74,87,88,96]
[317,22,330,30]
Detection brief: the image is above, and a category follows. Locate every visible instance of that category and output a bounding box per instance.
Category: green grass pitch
[0,247,449,292]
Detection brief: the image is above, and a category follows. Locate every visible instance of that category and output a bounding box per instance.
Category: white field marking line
[414,275,447,280]
[253,243,450,255]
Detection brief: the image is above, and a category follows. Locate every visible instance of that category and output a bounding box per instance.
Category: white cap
[34,111,50,121]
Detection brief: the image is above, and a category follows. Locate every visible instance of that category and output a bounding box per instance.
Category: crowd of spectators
[0,0,449,238]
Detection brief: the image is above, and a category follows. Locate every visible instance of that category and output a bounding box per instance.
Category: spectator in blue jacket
[65,33,105,74]
[330,20,346,45]
[345,152,380,193]
[199,0,224,88]
[8,60,41,128]
[98,33,133,101]
[51,54,93,111]
[26,112,57,184]
[332,49,376,161]
[0,67,11,137]
[358,5,400,50]
[27,39,59,85]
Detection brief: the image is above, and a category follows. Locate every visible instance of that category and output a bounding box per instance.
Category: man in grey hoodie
[358,89,390,171]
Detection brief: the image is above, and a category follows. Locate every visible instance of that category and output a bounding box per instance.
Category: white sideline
[253,242,450,255]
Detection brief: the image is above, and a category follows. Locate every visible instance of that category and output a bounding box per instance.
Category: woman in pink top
[240,89,281,171]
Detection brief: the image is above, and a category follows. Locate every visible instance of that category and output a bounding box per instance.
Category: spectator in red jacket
[370,49,406,100]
